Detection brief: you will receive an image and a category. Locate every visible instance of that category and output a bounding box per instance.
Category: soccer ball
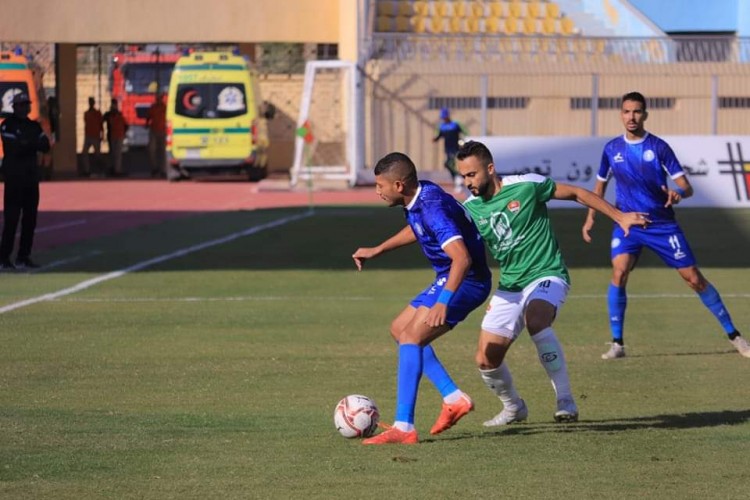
[333,394,380,438]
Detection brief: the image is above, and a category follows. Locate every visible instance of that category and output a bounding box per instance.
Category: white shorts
[481,276,570,340]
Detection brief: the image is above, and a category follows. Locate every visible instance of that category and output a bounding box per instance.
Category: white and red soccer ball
[333,395,380,438]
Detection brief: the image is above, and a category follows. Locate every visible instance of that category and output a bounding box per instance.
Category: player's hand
[619,212,650,236]
[424,303,448,328]
[582,216,595,243]
[662,185,682,207]
[352,247,380,271]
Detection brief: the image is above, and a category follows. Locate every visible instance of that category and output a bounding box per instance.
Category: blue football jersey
[405,181,490,280]
[598,132,685,223]
[436,121,464,154]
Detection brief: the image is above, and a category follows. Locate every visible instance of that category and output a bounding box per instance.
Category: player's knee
[526,318,552,336]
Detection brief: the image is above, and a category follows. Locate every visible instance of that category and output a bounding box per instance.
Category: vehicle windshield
[0,82,30,117]
[175,83,248,119]
[123,62,175,95]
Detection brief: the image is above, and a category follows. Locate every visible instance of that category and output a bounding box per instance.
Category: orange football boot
[430,393,474,435]
[362,425,418,445]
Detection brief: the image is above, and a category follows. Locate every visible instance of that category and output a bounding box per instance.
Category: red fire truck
[108,45,181,147]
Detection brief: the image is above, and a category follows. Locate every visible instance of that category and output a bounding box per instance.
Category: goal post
[291,60,365,188]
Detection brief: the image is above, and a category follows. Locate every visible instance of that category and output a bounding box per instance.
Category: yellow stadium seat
[429,15,447,33]
[509,1,524,19]
[466,16,480,33]
[414,0,429,16]
[433,0,450,17]
[449,16,463,33]
[505,17,520,35]
[485,16,503,34]
[528,2,543,19]
[377,1,396,17]
[397,1,414,17]
[489,2,505,18]
[560,16,576,35]
[453,1,467,17]
[541,17,557,35]
[395,15,411,32]
[546,2,561,19]
[522,17,538,35]
[412,15,427,33]
[470,1,485,18]
[376,15,394,32]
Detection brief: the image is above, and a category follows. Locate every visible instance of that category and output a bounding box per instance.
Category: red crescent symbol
[182,90,198,110]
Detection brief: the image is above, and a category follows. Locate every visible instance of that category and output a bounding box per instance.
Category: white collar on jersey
[622,131,650,145]
[405,182,422,211]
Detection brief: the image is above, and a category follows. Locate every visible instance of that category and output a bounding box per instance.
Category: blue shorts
[611,222,696,268]
[410,275,492,327]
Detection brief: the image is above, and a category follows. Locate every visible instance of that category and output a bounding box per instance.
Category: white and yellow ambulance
[165,51,272,181]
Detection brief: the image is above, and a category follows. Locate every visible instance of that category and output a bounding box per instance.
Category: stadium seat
[485,16,503,34]
[377,1,397,17]
[522,17,538,35]
[397,1,414,17]
[470,1,485,18]
[414,0,429,16]
[528,2,543,19]
[453,1,467,18]
[489,1,506,18]
[395,15,412,32]
[433,0,450,17]
[449,15,464,33]
[546,2,561,19]
[429,15,447,33]
[412,15,428,33]
[376,15,394,32]
[509,1,525,19]
[541,17,558,36]
[505,17,520,35]
[465,16,480,34]
[560,16,576,35]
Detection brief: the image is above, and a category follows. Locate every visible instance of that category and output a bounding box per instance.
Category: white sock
[479,363,521,410]
[531,327,572,400]
[393,421,415,432]
[443,389,463,404]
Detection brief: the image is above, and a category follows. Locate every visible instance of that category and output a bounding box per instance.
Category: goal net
[290,60,364,188]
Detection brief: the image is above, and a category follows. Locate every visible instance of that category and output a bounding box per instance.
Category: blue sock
[422,345,458,398]
[698,283,736,335]
[608,284,627,343]
[395,344,423,425]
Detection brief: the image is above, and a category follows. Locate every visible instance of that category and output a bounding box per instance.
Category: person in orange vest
[103,98,128,177]
[81,97,103,177]
[146,92,167,178]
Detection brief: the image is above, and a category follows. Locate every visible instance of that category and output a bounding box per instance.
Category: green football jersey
[463,175,570,292]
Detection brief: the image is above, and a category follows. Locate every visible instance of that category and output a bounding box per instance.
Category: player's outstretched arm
[554,182,649,237]
[424,239,471,328]
[580,179,607,243]
[352,225,417,271]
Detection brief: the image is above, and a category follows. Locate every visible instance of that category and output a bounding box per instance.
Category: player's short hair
[622,91,647,111]
[456,140,494,167]
[374,152,418,184]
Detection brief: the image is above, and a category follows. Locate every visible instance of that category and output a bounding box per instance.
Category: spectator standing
[81,97,103,176]
[146,92,167,178]
[103,99,128,177]
[0,93,51,270]
[433,107,467,194]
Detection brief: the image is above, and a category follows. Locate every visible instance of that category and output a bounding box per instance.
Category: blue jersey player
[433,107,467,193]
[582,91,749,359]
[352,152,492,444]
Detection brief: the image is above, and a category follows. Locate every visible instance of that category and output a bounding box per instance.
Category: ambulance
[165,51,273,181]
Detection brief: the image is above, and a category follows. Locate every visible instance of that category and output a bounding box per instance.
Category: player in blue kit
[434,107,467,194]
[352,152,492,444]
[582,91,749,359]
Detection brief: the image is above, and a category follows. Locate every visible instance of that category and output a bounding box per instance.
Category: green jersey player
[456,140,647,426]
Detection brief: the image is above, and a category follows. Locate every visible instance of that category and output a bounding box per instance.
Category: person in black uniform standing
[0,93,51,270]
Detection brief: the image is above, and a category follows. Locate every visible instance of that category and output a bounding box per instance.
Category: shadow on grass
[423,409,750,443]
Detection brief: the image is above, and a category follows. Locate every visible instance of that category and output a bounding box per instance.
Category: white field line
[35,219,88,233]
[0,210,313,315]
[32,251,102,272]
[51,292,750,304]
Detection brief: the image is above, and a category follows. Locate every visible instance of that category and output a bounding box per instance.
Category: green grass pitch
[1,206,749,499]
